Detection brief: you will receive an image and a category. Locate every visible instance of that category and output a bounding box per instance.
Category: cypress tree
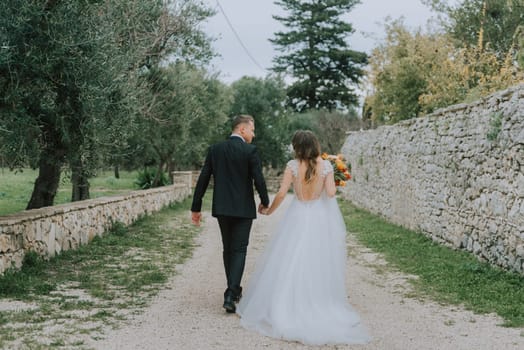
[271,0,368,111]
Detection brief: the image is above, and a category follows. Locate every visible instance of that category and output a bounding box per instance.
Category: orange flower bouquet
[321,153,351,187]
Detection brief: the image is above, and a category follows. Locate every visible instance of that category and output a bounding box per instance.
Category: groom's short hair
[232,114,254,131]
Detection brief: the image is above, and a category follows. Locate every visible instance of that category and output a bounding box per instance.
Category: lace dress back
[286,159,332,201]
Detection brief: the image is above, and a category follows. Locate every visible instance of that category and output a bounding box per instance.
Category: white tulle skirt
[237,195,371,345]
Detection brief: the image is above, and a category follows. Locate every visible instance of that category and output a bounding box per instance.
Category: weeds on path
[340,200,524,328]
[0,198,199,349]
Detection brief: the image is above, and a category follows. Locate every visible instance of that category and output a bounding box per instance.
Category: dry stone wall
[0,174,192,275]
[341,84,524,274]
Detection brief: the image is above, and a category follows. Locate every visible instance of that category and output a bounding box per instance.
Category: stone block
[0,234,10,253]
[473,241,482,254]
[514,127,524,145]
[488,191,507,216]
[11,250,24,270]
[80,230,89,245]
[47,223,56,257]
[516,245,524,258]
[487,220,499,234]
[54,239,62,256]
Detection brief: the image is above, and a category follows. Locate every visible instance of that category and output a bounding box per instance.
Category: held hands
[258,203,270,215]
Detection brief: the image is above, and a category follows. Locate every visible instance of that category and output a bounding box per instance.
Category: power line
[215,0,267,73]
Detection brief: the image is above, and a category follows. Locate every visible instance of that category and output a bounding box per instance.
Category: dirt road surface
[89,196,524,350]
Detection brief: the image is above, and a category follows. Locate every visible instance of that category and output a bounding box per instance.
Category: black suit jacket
[191,136,270,219]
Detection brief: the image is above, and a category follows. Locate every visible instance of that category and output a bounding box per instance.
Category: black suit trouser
[216,216,253,295]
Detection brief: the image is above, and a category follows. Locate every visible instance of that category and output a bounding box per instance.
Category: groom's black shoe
[233,286,242,303]
[223,290,236,313]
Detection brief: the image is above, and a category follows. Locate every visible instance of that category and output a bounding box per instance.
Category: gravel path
[89,196,524,350]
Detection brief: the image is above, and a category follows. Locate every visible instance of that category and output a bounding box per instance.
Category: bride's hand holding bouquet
[321,153,351,187]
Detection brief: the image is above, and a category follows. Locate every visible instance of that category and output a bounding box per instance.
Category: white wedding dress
[237,159,371,345]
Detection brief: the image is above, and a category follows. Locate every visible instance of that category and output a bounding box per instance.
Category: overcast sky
[202,0,440,84]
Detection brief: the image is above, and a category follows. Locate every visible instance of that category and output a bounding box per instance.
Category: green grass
[0,197,200,348]
[339,200,524,327]
[0,168,140,216]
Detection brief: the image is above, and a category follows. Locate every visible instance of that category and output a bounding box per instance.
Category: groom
[191,114,269,313]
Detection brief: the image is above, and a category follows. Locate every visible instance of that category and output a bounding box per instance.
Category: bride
[236,130,371,345]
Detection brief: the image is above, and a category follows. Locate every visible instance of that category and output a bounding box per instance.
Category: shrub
[135,168,170,189]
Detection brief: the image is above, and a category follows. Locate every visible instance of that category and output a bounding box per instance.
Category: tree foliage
[0,0,216,208]
[365,17,523,125]
[271,0,367,112]
[229,76,290,169]
[287,109,362,154]
[423,0,524,56]
[0,0,129,207]
[132,62,229,186]
[366,20,435,123]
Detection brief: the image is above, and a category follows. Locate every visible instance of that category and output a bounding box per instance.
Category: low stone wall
[0,174,192,275]
[341,84,524,274]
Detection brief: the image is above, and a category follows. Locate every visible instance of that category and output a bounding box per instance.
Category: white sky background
[202,0,442,87]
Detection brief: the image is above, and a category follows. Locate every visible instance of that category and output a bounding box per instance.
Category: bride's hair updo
[292,130,321,183]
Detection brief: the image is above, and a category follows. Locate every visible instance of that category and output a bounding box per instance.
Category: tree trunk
[67,85,90,202]
[26,150,63,210]
[152,161,165,187]
[167,159,175,183]
[26,113,66,210]
[114,165,120,179]
[71,163,90,201]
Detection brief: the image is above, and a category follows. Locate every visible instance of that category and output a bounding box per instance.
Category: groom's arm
[191,147,213,214]
[249,146,269,207]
